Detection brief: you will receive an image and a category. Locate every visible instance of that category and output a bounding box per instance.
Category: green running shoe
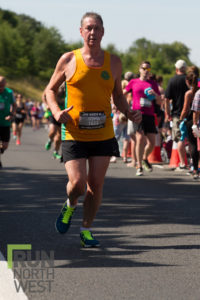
[55,201,76,234]
[53,151,62,160]
[80,230,100,248]
[45,140,52,150]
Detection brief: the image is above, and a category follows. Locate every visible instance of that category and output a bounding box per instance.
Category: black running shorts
[0,126,10,142]
[141,114,157,134]
[49,116,61,127]
[62,137,120,163]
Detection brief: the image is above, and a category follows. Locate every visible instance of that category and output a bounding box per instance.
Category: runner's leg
[82,156,110,228]
[65,158,87,206]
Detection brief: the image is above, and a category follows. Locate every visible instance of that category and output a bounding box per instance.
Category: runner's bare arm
[164,98,171,121]
[111,55,141,124]
[193,110,200,125]
[45,52,75,123]
[42,88,48,105]
[180,90,192,121]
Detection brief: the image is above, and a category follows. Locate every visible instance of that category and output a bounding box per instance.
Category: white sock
[80,227,91,232]
[67,198,76,208]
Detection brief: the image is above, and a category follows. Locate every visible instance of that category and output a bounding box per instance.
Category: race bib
[16,113,23,119]
[0,102,5,111]
[140,97,152,108]
[79,111,106,129]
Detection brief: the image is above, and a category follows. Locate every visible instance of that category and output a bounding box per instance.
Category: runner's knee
[68,178,86,196]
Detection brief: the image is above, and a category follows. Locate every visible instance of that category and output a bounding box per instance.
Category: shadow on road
[0,168,200,268]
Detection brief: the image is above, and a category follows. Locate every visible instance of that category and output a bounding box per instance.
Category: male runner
[45,12,141,247]
[0,76,16,168]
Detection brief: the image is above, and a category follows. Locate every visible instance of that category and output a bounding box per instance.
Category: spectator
[165,59,188,170]
[181,67,200,178]
[110,72,134,163]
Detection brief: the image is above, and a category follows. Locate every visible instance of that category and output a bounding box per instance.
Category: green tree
[32,27,66,79]
[0,22,28,76]
[16,14,43,74]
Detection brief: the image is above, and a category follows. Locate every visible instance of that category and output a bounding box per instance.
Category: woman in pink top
[125,61,161,176]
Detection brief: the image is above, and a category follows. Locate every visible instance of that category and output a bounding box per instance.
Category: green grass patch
[6,77,47,102]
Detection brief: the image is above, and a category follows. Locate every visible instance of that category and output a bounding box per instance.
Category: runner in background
[124,61,161,176]
[0,76,16,168]
[13,94,27,145]
[43,83,65,160]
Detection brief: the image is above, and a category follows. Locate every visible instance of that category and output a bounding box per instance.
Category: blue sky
[1,0,200,66]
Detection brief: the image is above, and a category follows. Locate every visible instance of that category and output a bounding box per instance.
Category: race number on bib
[15,113,23,119]
[79,111,106,129]
[0,102,5,110]
[140,97,152,108]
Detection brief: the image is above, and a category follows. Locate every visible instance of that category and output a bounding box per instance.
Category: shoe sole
[142,165,153,172]
[80,240,100,248]
[142,162,153,172]
[55,221,69,234]
[45,145,51,150]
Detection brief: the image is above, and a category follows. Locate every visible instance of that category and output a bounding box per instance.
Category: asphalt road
[0,125,200,300]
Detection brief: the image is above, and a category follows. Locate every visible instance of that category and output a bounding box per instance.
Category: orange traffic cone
[148,114,162,164]
[169,141,188,168]
[169,141,180,168]
[148,131,162,163]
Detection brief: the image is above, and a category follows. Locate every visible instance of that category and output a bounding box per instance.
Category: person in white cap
[164,59,188,170]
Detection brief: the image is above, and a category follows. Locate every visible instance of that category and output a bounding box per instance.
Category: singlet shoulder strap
[102,51,111,68]
[73,48,81,59]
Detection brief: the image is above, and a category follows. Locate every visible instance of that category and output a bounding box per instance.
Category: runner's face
[80,17,104,47]
[139,64,151,79]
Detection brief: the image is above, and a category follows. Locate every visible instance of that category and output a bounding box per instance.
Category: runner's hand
[5,114,13,121]
[54,106,73,123]
[127,110,142,124]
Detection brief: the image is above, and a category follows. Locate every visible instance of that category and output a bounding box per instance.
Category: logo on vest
[101,71,110,80]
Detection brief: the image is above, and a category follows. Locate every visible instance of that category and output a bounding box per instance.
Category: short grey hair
[81,12,103,27]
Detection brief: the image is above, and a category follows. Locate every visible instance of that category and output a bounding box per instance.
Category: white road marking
[0,251,28,300]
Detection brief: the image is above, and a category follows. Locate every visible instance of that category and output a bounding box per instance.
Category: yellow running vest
[61,49,115,141]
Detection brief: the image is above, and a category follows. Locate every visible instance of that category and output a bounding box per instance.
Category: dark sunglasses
[141,67,151,72]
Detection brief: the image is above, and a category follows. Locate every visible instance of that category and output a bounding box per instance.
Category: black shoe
[142,159,153,172]
[193,170,199,180]
[136,167,143,176]
[175,164,187,172]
